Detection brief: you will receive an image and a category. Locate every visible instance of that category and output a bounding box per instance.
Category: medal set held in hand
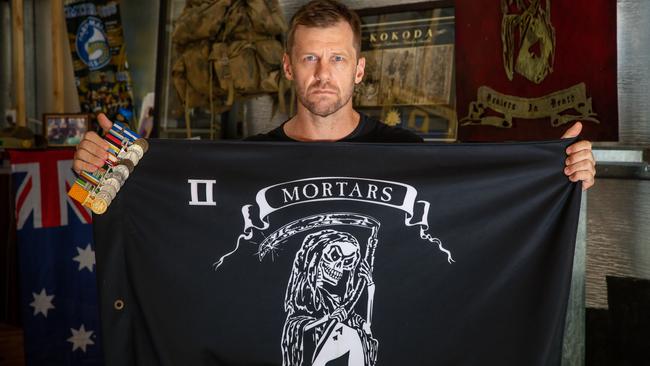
[68,121,149,215]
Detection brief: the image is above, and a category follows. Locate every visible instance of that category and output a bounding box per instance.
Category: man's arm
[561,122,596,191]
[72,113,113,174]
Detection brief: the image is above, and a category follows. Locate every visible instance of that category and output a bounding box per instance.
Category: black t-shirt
[245,113,423,143]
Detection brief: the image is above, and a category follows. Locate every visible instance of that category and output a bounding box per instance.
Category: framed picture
[43,113,90,147]
[355,1,456,141]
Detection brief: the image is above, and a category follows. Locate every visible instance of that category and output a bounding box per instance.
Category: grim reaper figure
[282,229,378,366]
[216,211,449,364]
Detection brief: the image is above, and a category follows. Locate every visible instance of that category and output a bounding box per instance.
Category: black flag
[94,140,581,366]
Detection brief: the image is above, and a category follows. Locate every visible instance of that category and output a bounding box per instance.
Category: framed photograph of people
[43,113,90,147]
[354,1,456,141]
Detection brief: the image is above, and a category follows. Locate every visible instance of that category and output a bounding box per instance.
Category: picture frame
[354,1,457,141]
[43,113,90,147]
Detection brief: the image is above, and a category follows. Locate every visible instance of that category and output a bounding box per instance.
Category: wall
[120,0,159,121]
[617,0,650,145]
[584,0,650,309]
[0,0,83,130]
[279,0,429,17]
[0,2,10,128]
[34,0,80,120]
[587,179,650,308]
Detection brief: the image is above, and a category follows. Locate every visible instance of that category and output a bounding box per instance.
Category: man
[73,0,595,190]
[245,0,422,143]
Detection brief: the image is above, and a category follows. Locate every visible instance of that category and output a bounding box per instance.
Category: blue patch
[75,17,111,71]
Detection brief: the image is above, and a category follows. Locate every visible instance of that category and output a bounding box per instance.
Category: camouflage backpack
[171,0,290,116]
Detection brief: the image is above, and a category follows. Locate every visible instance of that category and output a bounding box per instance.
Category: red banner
[456,0,617,141]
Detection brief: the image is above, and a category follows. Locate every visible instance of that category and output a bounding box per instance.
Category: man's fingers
[565,160,595,176]
[73,136,110,174]
[72,158,101,175]
[75,146,107,169]
[72,150,102,174]
[563,135,596,191]
[86,135,110,151]
[97,113,114,133]
[569,171,595,190]
[581,176,595,191]
[565,150,595,166]
[80,137,109,160]
[562,121,582,139]
[566,140,592,154]
[83,131,110,150]
[71,121,112,175]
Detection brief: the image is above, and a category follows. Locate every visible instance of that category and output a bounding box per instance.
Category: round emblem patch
[75,17,111,71]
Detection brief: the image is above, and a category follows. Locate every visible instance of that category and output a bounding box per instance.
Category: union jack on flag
[9,149,104,365]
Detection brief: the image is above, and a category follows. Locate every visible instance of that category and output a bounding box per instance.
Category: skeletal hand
[358,261,373,285]
[331,307,348,323]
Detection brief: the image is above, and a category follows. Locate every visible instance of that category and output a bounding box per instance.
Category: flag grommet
[113,299,124,311]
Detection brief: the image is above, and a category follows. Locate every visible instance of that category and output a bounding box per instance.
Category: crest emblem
[501,0,556,84]
[75,17,111,71]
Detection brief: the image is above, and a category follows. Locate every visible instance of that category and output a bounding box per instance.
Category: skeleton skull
[319,241,360,286]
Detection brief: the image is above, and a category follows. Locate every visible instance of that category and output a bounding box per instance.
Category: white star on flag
[67,324,95,352]
[30,288,55,317]
[73,244,96,272]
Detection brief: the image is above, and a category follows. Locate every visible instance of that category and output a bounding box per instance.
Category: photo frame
[355,1,456,141]
[43,113,90,147]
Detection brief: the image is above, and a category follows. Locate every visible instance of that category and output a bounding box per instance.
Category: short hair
[286,0,362,57]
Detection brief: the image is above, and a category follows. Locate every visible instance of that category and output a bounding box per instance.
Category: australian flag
[9,149,103,365]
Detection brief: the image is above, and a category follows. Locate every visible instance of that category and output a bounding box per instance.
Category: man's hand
[72,113,113,174]
[562,122,595,191]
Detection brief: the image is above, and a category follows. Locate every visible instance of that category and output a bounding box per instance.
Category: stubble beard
[297,78,356,118]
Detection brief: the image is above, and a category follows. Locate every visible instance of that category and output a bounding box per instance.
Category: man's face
[284,21,365,117]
